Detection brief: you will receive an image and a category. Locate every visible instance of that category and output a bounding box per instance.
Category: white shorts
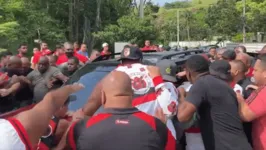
[0,119,31,150]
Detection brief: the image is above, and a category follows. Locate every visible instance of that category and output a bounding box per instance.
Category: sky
[151,0,181,6]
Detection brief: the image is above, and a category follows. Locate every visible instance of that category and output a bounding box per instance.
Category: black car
[66,50,203,112]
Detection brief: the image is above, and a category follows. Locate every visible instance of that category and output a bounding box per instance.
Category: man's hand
[18,76,31,84]
[155,107,167,124]
[176,71,186,78]
[246,84,258,91]
[47,78,56,89]
[0,88,11,97]
[72,109,85,122]
[147,66,161,78]
[55,74,69,83]
[236,92,245,103]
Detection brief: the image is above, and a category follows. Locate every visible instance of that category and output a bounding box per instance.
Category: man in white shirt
[116,46,178,138]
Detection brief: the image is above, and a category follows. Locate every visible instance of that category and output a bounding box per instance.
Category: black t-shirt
[62,69,77,77]
[186,75,252,150]
[238,77,254,99]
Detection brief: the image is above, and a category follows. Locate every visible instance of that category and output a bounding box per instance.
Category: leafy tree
[94,15,156,49]
[205,0,241,38]
[236,0,266,39]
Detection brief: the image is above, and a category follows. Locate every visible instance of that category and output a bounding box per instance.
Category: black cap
[118,46,143,60]
[209,60,232,81]
[222,50,236,61]
[156,59,177,82]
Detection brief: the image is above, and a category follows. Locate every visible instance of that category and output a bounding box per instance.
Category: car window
[68,66,116,111]
[143,57,158,64]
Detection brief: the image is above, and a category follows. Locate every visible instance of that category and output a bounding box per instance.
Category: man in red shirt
[56,42,88,65]
[100,43,111,56]
[141,40,152,51]
[17,43,28,58]
[32,42,52,68]
[236,54,266,150]
[40,42,52,55]
[74,42,79,53]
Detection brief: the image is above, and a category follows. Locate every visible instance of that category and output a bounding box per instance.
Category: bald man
[21,57,33,75]
[25,56,68,102]
[236,53,254,78]
[65,71,176,150]
[3,56,22,77]
[230,60,254,99]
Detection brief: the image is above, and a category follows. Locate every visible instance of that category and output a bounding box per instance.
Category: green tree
[236,0,266,41]
[94,15,156,49]
[205,0,241,39]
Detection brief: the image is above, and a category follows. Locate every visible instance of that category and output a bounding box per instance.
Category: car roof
[92,49,203,63]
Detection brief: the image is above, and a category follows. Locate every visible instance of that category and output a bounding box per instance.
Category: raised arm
[14,83,84,145]
[0,82,21,97]
[147,66,178,118]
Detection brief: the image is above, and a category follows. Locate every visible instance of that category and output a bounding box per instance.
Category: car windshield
[68,65,116,112]
[144,57,158,64]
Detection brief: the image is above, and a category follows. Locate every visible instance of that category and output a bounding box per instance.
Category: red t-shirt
[56,53,88,65]
[32,49,52,64]
[246,67,254,77]
[56,54,68,65]
[141,46,152,51]
[75,53,88,63]
[74,48,79,53]
[100,51,111,56]
[247,86,266,150]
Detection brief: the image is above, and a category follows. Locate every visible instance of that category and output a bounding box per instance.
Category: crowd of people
[0,40,265,150]
[0,41,112,113]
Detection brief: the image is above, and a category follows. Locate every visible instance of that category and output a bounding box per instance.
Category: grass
[191,0,217,6]
[157,0,217,18]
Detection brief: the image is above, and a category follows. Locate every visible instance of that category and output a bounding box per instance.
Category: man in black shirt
[230,60,254,99]
[62,57,79,77]
[177,55,252,150]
